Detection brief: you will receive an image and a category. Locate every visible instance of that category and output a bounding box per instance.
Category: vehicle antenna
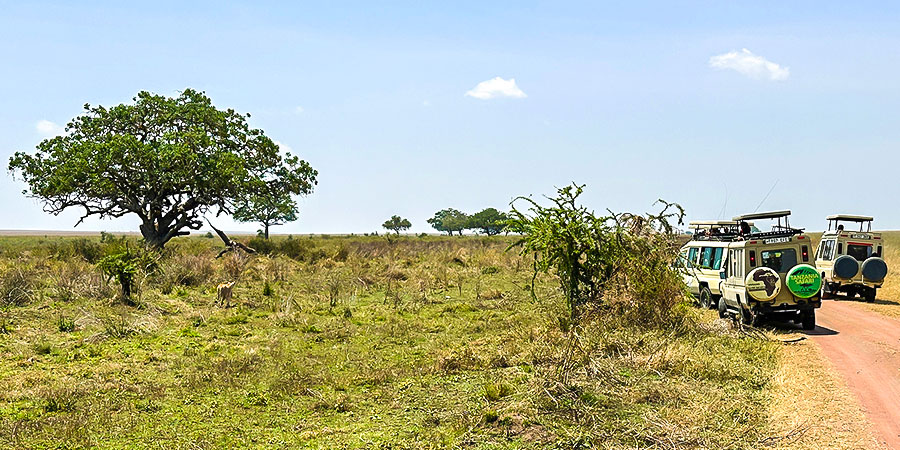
[718,184,728,219]
[753,179,779,213]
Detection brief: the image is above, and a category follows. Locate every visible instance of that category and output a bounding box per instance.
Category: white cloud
[465,77,527,99]
[294,106,304,114]
[35,120,65,137]
[708,49,790,81]
[422,100,431,107]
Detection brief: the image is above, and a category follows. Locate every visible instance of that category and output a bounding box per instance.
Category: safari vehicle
[815,215,887,302]
[680,221,747,308]
[717,211,822,330]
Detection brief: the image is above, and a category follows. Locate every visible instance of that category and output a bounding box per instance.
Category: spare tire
[861,257,888,282]
[785,264,822,298]
[833,255,860,279]
[746,267,781,301]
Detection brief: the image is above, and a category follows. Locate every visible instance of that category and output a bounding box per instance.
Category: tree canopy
[427,208,468,236]
[467,207,509,235]
[233,180,301,240]
[8,89,317,248]
[382,215,412,234]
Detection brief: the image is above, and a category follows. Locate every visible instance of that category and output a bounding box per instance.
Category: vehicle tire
[699,286,713,309]
[865,287,877,303]
[718,297,728,319]
[801,310,816,331]
[833,255,860,279]
[861,257,888,282]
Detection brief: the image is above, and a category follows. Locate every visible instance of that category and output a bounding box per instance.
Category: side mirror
[719,271,727,279]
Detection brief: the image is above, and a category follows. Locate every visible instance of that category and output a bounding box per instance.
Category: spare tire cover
[861,257,888,281]
[833,255,860,279]
[746,267,781,301]
[785,264,822,298]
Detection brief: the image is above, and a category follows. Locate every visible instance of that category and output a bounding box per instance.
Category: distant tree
[427,209,468,236]
[7,89,317,249]
[467,208,509,235]
[233,177,305,239]
[382,215,412,234]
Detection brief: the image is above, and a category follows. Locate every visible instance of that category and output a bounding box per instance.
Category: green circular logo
[786,264,821,299]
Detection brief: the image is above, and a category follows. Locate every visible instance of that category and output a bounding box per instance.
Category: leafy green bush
[507,183,688,327]
[57,316,76,332]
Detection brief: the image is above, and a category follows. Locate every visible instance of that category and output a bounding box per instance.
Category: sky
[2,1,900,234]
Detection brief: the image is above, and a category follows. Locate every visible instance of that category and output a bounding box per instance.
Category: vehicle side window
[688,247,699,265]
[822,240,835,260]
[710,247,725,270]
[700,247,713,269]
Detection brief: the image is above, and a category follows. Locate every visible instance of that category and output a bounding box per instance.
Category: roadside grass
[766,329,884,450]
[0,234,779,448]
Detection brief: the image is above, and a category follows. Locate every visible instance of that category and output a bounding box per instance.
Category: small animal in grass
[216,281,237,308]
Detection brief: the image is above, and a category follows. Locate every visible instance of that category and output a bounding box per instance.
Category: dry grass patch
[767,335,884,450]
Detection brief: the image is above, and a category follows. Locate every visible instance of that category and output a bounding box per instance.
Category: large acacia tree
[8,89,317,248]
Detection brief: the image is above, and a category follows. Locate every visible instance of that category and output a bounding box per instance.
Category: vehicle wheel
[699,287,713,309]
[717,297,728,319]
[865,287,876,303]
[801,310,816,331]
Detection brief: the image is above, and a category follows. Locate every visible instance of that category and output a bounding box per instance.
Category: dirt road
[811,300,900,449]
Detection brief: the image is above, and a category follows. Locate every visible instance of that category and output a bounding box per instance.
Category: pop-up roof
[732,210,791,222]
[826,214,873,222]
[826,214,874,232]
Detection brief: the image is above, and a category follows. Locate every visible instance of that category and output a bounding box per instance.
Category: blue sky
[2,1,900,234]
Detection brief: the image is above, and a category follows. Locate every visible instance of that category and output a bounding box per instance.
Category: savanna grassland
[0,234,782,449]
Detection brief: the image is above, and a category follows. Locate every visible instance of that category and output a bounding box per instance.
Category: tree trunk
[139,221,189,249]
[140,224,168,249]
[264,223,270,240]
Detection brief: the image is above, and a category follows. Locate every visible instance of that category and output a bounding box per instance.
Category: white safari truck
[815,214,888,302]
[680,221,748,309]
[717,211,822,330]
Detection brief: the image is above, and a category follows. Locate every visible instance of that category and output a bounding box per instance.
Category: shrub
[57,316,76,332]
[0,266,37,307]
[157,253,215,293]
[53,261,105,302]
[507,183,687,327]
[222,252,252,280]
[248,236,277,255]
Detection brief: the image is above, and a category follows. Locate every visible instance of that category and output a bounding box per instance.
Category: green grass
[0,234,777,449]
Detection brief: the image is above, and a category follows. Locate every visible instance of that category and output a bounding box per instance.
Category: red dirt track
[812,300,900,449]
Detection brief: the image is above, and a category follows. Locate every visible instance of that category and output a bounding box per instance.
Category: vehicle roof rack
[688,220,752,241]
[689,220,738,227]
[732,210,791,222]
[826,214,873,232]
[826,214,873,222]
[731,210,803,240]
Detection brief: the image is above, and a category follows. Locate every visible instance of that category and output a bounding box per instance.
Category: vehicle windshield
[760,248,797,273]
[847,244,872,262]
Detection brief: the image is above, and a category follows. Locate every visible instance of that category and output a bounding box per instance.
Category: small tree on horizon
[427,209,468,236]
[233,177,305,239]
[467,207,509,235]
[382,215,412,234]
